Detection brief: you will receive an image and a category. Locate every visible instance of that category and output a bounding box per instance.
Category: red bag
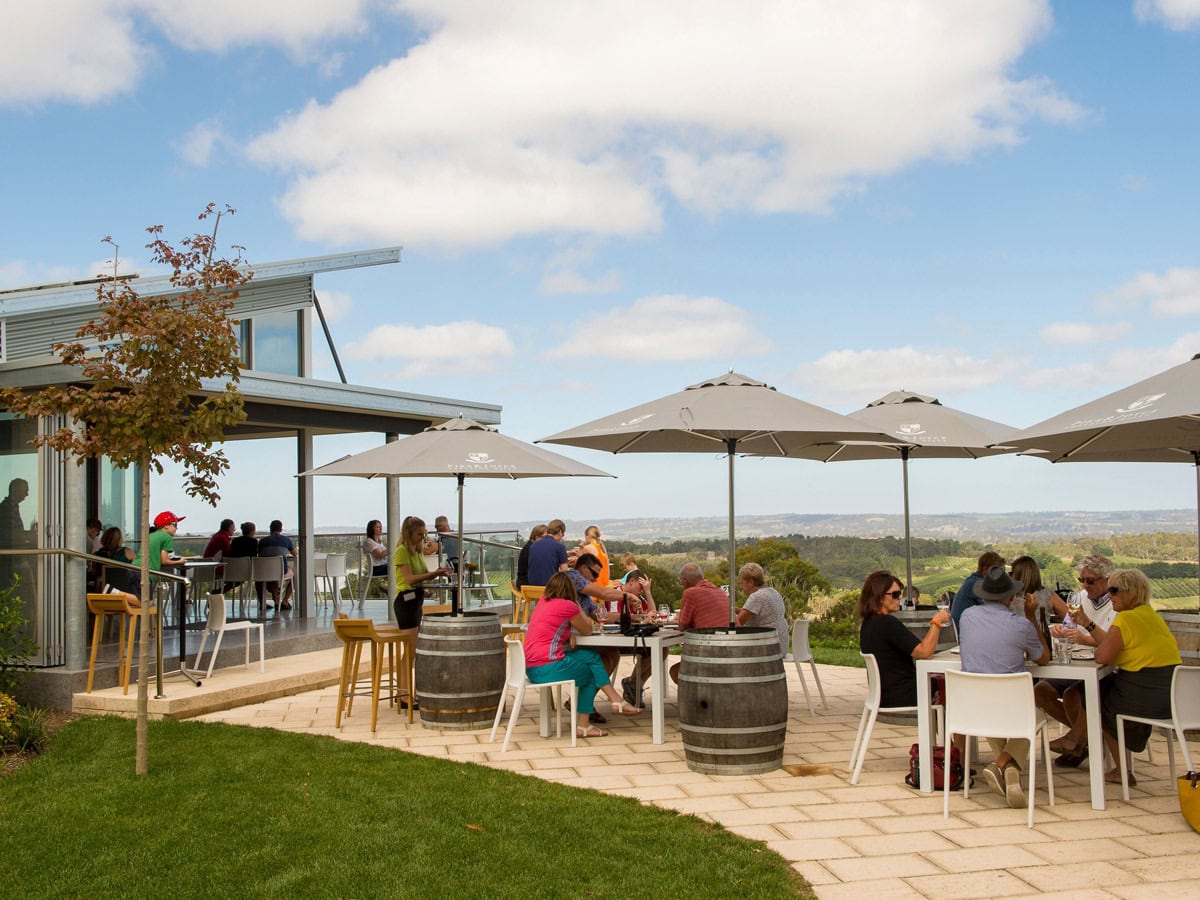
[904,742,965,790]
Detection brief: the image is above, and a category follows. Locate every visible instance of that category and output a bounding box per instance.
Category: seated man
[258,519,297,610]
[669,562,731,684]
[1034,554,1117,768]
[959,565,1050,809]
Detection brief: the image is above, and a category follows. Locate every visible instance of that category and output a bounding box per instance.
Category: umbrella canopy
[789,391,1019,593]
[1005,352,1200,599]
[302,416,613,615]
[540,371,894,623]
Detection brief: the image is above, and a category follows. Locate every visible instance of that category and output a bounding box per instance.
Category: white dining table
[915,652,1115,810]
[564,628,686,744]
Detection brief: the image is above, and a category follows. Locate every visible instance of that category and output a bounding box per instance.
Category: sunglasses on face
[1079,577,1103,586]
[1108,586,1125,595]
[884,590,904,600]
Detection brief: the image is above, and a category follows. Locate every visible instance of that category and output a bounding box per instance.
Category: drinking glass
[936,597,950,612]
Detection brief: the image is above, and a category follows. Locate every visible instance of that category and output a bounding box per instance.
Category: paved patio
[193,655,1200,899]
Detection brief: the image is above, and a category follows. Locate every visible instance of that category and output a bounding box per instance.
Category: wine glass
[936,595,950,613]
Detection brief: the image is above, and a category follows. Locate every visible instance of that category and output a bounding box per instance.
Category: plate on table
[1071,648,1095,661]
[601,624,621,633]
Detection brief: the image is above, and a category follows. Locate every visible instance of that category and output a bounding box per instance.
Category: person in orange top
[579,524,610,587]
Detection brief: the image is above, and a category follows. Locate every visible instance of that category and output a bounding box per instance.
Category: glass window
[251,309,301,376]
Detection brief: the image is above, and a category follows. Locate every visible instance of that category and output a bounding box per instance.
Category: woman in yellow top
[580,525,610,588]
[393,516,451,632]
[1075,568,1181,785]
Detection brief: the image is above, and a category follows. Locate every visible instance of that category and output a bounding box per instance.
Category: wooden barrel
[1161,611,1200,662]
[416,612,506,731]
[678,627,788,775]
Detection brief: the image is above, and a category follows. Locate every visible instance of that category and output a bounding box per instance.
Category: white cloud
[1,1,147,105]
[1,1,369,106]
[342,320,515,378]
[0,261,77,290]
[791,346,1024,404]
[248,0,1084,247]
[1094,267,1200,317]
[1020,333,1200,390]
[313,289,352,324]
[1038,321,1133,345]
[173,119,226,167]
[1134,0,1200,31]
[136,0,370,55]
[543,294,772,361]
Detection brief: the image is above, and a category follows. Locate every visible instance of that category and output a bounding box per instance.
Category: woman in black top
[96,526,140,598]
[858,570,949,707]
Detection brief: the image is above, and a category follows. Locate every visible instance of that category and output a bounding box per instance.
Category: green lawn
[1,716,811,898]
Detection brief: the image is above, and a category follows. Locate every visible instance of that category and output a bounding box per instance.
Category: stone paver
[190,657,1200,899]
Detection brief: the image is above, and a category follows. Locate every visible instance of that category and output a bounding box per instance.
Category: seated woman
[362,519,388,577]
[96,526,140,598]
[1074,568,1181,785]
[858,570,949,709]
[959,565,1050,809]
[524,572,641,738]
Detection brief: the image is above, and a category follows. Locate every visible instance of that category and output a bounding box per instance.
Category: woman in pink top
[524,572,641,737]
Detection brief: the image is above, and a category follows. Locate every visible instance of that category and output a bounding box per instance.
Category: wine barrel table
[416,612,506,731]
[678,627,788,775]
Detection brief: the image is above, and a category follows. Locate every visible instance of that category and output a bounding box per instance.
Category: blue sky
[4,1,1200,534]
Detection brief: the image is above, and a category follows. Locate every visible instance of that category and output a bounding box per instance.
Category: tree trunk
[135,462,151,775]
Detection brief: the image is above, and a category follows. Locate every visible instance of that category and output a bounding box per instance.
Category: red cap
[153,511,186,528]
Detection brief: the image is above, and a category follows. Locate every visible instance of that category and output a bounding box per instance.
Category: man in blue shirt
[950,550,1005,629]
[526,518,568,587]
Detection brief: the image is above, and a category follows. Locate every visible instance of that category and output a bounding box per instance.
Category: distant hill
[319,509,1196,543]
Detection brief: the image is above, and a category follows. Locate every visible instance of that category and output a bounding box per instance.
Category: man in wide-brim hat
[958,565,1051,809]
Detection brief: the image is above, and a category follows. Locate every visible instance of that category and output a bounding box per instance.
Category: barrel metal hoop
[416,648,503,657]
[680,654,783,665]
[681,741,787,756]
[680,722,786,735]
[679,673,786,684]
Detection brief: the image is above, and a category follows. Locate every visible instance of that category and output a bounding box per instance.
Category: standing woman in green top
[393,516,452,631]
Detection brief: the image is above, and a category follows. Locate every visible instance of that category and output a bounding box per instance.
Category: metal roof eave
[0,247,402,316]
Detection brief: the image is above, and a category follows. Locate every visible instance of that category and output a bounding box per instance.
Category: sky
[4,1,1200,536]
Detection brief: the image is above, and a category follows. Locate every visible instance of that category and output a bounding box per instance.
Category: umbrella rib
[1059,426,1114,461]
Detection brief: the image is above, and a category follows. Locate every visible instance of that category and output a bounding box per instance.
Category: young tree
[0,204,249,774]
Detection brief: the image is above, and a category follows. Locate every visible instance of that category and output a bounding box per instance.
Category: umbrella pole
[455,473,465,618]
[1194,453,1199,609]
[727,437,737,629]
[901,447,913,603]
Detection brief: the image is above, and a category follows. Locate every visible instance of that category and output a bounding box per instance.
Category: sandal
[1105,769,1135,786]
[576,725,608,738]
[611,699,643,716]
[1049,736,1081,755]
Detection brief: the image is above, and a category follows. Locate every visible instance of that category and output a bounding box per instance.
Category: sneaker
[980,762,1004,797]
[1004,764,1025,809]
[621,677,637,707]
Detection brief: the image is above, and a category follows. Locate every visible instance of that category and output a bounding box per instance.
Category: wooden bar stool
[333,616,415,732]
[86,591,157,694]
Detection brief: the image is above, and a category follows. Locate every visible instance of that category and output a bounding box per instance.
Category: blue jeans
[527,648,611,715]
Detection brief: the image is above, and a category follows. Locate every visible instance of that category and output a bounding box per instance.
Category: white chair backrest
[313,555,329,578]
[945,670,1036,738]
[1173,666,1200,732]
[205,591,228,630]
[252,555,284,583]
[325,553,348,578]
[222,556,252,583]
[504,636,526,685]
[861,652,881,711]
[792,617,813,662]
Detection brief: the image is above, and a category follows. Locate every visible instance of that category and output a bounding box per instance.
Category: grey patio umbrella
[1004,352,1200,598]
[539,371,895,624]
[790,391,1019,596]
[302,416,613,615]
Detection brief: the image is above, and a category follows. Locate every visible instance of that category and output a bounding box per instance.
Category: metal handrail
[0,547,188,584]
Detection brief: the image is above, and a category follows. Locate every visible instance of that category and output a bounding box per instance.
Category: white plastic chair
[220,556,252,614]
[252,555,285,607]
[314,553,347,608]
[489,637,577,752]
[849,652,942,784]
[1117,665,1200,802]
[943,669,1053,828]
[791,617,827,716]
[192,591,265,678]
